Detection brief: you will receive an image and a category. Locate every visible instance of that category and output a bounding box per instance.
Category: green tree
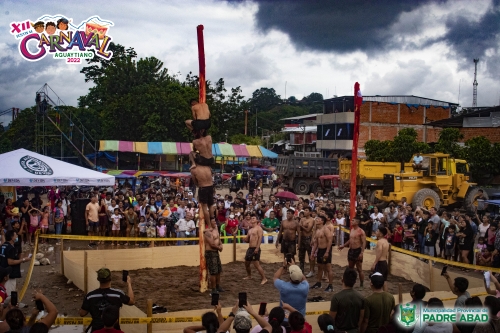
[464,136,498,183]
[364,128,430,167]
[228,134,262,145]
[433,128,464,158]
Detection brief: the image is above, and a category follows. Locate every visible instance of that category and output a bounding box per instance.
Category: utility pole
[244,110,249,135]
[473,58,479,108]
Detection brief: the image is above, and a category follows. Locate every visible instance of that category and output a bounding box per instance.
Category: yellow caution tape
[36,233,279,241]
[19,230,40,302]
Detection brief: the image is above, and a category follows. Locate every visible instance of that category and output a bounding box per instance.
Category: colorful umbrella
[274,191,299,201]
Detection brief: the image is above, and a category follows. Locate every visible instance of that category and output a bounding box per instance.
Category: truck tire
[412,188,440,210]
[464,187,489,212]
[310,181,320,194]
[294,180,310,195]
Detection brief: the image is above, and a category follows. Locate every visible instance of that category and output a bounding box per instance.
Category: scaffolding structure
[35,83,97,168]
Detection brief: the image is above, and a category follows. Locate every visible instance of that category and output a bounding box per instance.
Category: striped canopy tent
[99,141,277,158]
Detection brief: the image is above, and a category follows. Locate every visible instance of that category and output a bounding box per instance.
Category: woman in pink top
[39,206,50,243]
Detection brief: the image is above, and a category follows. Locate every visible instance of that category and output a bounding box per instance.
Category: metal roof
[427,105,500,128]
[281,126,317,133]
[280,113,322,121]
[324,95,458,108]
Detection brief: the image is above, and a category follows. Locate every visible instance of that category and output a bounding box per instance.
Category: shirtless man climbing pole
[204,218,224,295]
[243,215,267,285]
[339,217,366,289]
[371,225,389,291]
[299,206,315,277]
[190,165,215,222]
[186,99,211,133]
[276,209,301,262]
[189,130,214,170]
[310,215,334,292]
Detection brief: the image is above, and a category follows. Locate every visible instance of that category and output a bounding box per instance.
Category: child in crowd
[336,211,346,246]
[444,226,457,261]
[424,221,435,257]
[40,206,50,243]
[138,216,147,247]
[28,207,41,245]
[392,221,403,248]
[110,208,122,246]
[478,246,493,267]
[156,218,167,246]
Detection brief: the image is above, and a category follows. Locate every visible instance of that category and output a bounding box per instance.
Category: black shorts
[192,119,211,131]
[317,248,332,264]
[198,186,214,206]
[245,247,261,261]
[348,247,363,263]
[281,239,297,255]
[205,250,222,275]
[195,154,214,167]
[375,260,388,281]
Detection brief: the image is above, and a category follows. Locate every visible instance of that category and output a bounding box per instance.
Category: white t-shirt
[60,198,70,216]
[370,212,383,222]
[176,206,186,219]
[282,207,295,221]
[108,205,119,217]
[111,214,122,226]
[176,219,196,232]
[336,217,345,226]
[479,223,490,238]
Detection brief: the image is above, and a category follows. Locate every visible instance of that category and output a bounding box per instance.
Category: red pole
[349,83,362,223]
[196,24,208,293]
[197,25,206,104]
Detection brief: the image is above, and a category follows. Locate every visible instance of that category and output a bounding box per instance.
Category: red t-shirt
[93,328,124,333]
[0,284,6,304]
[225,218,239,234]
[290,322,312,333]
[393,226,403,242]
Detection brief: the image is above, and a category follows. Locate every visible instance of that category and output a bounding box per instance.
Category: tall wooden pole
[349,83,362,222]
[197,24,208,293]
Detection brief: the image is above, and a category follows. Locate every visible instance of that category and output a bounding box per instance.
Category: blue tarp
[86,152,116,163]
[259,146,278,159]
[485,200,500,206]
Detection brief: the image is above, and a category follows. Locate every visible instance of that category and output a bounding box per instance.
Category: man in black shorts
[190,130,214,170]
[204,218,224,295]
[186,99,211,133]
[276,209,300,261]
[339,217,366,289]
[243,216,267,284]
[311,216,334,292]
[371,226,389,291]
[191,164,215,222]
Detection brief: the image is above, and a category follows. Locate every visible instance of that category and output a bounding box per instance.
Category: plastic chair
[220,223,241,244]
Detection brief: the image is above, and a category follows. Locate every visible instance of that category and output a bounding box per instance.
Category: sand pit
[110,261,416,313]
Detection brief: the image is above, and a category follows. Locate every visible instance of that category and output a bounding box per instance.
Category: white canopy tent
[0,148,114,186]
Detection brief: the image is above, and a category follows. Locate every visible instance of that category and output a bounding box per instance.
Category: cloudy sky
[1,0,499,125]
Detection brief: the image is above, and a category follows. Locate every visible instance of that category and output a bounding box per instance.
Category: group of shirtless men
[185,100,390,296]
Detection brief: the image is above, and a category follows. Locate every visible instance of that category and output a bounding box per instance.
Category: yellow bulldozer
[374,153,487,210]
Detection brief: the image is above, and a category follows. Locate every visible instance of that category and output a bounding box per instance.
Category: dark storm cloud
[437,0,500,73]
[251,0,441,53]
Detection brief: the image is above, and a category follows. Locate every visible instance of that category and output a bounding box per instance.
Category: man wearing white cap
[273,259,308,317]
[360,272,395,333]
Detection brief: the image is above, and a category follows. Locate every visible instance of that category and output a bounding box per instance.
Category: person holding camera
[0,230,32,296]
[79,268,135,332]
[216,300,271,333]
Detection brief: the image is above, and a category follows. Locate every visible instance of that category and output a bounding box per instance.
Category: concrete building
[316,95,458,157]
[427,106,500,143]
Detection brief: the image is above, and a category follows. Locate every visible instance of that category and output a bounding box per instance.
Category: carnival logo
[29,179,45,183]
[3,179,20,183]
[10,14,114,63]
[20,155,54,175]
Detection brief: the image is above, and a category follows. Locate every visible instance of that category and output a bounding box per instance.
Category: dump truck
[275,154,338,195]
[374,153,485,210]
[339,159,414,203]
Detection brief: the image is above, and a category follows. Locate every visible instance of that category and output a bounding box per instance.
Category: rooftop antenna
[473,58,479,107]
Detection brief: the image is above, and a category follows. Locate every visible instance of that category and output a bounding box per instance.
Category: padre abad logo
[20,155,53,175]
[398,303,417,327]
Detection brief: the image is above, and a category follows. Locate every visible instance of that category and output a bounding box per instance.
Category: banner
[0,186,17,201]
